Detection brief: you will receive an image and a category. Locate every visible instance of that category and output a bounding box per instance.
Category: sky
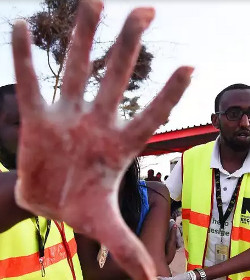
[1,1,250,177]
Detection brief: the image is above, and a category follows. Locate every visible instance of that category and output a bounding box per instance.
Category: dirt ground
[169,215,186,276]
[169,247,186,276]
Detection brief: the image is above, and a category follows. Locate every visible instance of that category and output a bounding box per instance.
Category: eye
[226,108,241,119]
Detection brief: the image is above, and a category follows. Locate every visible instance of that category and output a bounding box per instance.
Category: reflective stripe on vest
[0,218,83,280]
[182,141,250,280]
[0,236,76,278]
[0,163,83,279]
[230,173,250,280]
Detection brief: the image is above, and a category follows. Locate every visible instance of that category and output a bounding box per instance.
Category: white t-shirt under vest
[166,138,250,280]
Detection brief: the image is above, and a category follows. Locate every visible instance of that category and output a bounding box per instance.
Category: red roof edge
[146,123,218,144]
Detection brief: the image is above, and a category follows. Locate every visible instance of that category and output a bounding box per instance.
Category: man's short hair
[0,84,16,112]
[215,83,250,112]
[0,84,16,95]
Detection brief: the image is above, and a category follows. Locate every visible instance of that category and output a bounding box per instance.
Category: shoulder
[145,181,170,203]
[184,141,215,157]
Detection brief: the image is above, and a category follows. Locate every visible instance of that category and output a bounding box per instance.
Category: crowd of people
[1,0,250,280]
[145,169,166,182]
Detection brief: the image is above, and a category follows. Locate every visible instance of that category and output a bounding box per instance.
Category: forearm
[144,230,172,277]
[75,233,128,280]
[203,249,250,280]
[154,256,172,277]
[82,262,128,280]
[140,188,172,277]
[84,262,128,280]
[160,254,250,280]
[0,171,33,232]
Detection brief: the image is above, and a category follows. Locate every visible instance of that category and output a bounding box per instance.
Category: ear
[211,113,220,129]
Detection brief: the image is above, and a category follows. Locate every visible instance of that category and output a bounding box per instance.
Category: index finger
[123,66,194,152]
[12,20,45,118]
[61,0,103,102]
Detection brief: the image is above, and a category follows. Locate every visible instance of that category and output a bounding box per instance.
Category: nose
[240,113,250,127]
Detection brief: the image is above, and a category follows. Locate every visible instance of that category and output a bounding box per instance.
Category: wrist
[193,268,207,280]
[193,270,201,280]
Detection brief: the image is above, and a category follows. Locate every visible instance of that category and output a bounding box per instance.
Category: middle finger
[93,8,155,123]
[61,0,103,102]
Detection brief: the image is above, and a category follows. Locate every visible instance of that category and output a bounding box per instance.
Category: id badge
[215,244,229,264]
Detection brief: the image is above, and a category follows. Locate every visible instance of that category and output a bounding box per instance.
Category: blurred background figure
[145,169,158,181]
[156,172,162,182]
[145,169,155,181]
[164,175,169,181]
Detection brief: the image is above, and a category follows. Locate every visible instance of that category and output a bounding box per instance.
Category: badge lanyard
[35,217,51,277]
[54,221,77,280]
[214,169,243,243]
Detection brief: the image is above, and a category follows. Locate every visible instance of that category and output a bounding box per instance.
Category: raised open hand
[12,1,193,279]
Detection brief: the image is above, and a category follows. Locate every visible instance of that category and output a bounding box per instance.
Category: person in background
[156,172,162,182]
[145,169,156,181]
[165,84,250,280]
[145,169,159,181]
[76,159,177,280]
[0,84,83,279]
[164,175,169,181]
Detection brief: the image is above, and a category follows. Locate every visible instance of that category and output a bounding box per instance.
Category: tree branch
[52,62,64,104]
[47,48,57,78]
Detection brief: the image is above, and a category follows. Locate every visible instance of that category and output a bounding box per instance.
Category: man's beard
[222,134,250,152]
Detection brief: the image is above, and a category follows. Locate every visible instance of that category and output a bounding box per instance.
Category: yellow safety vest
[182,141,250,280]
[0,163,83,280]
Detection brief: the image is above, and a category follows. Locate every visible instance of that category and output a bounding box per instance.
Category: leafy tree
[27,0,78,103]
[28,0,153,117]
[119,96,140,119]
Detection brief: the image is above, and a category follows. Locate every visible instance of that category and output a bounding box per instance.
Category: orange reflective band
[182,208,191,219]
[228,278,250,280]
[187,263,201,271]
[0,237,77,279]
[231,226,250,243]
[182,209,210,228]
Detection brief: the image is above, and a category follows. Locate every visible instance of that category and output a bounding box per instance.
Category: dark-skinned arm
[0,171,32,233]
[75,233,129,280]
[75,181,172,279]
[198,249,250,280]
[169,250,250,280]
[142,181,172,277]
